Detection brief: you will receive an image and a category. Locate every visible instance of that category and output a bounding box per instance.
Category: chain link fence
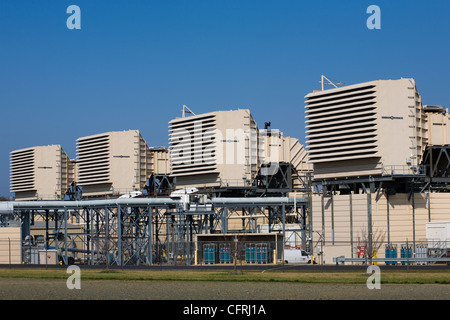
[2,237,450,266]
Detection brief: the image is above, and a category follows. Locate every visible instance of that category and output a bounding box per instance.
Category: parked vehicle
[283,248,314,264]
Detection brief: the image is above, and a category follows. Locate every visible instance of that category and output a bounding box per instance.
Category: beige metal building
[0,227,21,264]
[10,145,75,200]
[305,78,427,179]
[258,128,312,191]
[169,109,260,188]
[76,130,167,197]
[311,192,450,263]
[424,105,450,146]
[169,109,311,188]
[307,78,450,263]
[258,128,311,172]
[150,146,170,175]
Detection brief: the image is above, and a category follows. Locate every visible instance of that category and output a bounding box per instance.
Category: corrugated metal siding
[0,227,21,264]
[312,192,450,262]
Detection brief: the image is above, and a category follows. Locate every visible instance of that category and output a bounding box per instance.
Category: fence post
[8,238,11,267]
[367,190,373,266]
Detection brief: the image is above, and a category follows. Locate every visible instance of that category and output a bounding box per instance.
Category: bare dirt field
[0,277,449,300]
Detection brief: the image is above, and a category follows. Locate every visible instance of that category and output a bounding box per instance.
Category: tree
[356,227,386,264]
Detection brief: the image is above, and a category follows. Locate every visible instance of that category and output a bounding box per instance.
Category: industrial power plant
[1,77,450,267]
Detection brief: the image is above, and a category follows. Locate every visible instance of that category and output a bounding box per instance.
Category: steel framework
[6,192,311,266]
[312,157,450,265]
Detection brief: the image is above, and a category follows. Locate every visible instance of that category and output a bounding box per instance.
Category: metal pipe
[367,191,373,265]
[412,187,416,253]
[387,193,390,245]
[5,196,306,211]
[210,197,307,205]
[105,207,110,268]
[9,198,181,210]
[282,204,286,247]
[148,205,152,266]
[331,191,334,245]
[117,204,122,266]
[349,192,353,259]
[64,207,68,266]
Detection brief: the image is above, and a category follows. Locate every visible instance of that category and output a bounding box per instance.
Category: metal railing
[381,164,426,176]
[331,240,450,265]
[218,178,254,188]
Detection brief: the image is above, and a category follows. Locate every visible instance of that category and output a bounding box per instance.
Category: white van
[284,248,313,264]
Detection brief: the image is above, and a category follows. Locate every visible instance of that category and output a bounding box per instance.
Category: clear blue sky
[0,0,449,197]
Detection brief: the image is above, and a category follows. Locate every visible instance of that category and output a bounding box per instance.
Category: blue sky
[0,0,449,197]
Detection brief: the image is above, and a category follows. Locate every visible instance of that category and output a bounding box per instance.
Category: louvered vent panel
[305,85,379,163]
[169,114,217,176]
[76,134,110,185]
[10,148,35,192]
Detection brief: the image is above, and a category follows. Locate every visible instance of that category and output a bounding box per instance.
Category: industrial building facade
[305,78,427,179]
[307,78,450,263]
[76,130,157,197]
[4,77,450,266]
[312,192,450,263]
[10,145,75,200]
[169,109,311,189]
[169,109,260,187]
[9,130,169,199]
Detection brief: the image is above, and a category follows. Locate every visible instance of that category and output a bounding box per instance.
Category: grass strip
[0,267,450,285]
